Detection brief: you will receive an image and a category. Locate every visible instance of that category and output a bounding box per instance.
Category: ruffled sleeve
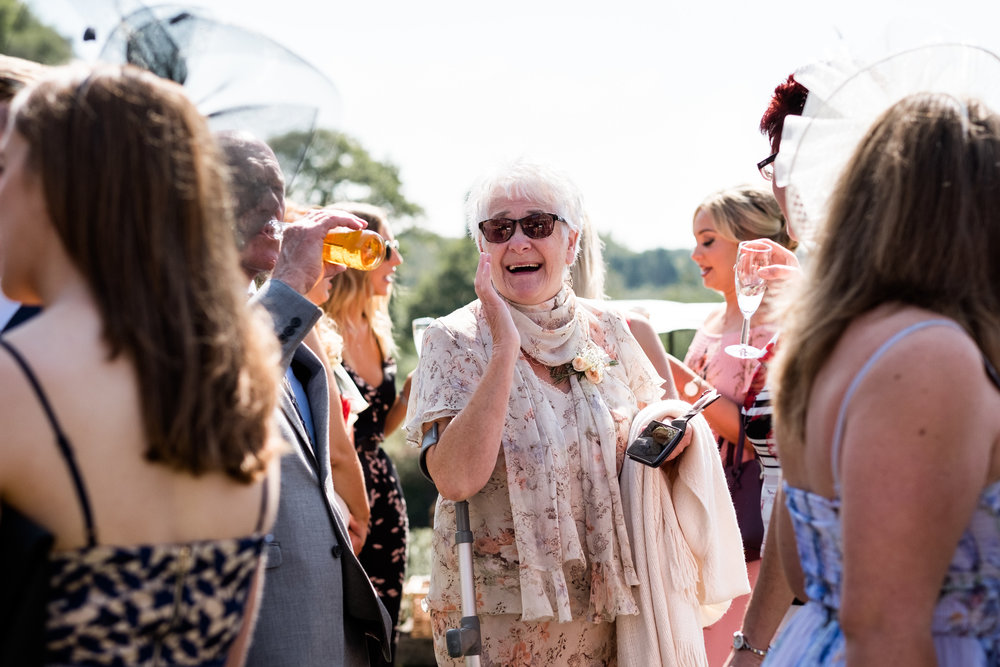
[404,303,487,449]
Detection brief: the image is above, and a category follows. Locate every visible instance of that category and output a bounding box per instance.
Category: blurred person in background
[319,201,408,665]
[668,184,795,665]
[217,131,392,666]
[722,73,808,667]
[284,200,372,557]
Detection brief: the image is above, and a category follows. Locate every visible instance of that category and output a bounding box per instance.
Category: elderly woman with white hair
[405,160,709,664]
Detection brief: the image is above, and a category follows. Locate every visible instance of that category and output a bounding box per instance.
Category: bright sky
[29,0,1000,251]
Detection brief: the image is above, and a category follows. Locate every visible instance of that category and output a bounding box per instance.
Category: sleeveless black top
[0,339,268,666]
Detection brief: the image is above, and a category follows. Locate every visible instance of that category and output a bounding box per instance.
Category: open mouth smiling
[507,263,541,274]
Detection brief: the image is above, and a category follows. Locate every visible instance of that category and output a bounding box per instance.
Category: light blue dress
[765,320,1000,666]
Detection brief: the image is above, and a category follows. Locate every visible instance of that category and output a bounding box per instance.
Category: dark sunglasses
[478,212,565,244]
[384,238,400,261]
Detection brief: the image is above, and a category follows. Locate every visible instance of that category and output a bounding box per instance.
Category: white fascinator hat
[775,43,1000,247]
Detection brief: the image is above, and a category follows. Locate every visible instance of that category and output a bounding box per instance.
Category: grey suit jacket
[246,280,391,666]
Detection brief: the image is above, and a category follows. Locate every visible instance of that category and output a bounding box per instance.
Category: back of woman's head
[818,93,1000,321]
[570,211,606,300]
[13,64,279,482]
[695,185,795,250]
[774,92,1000,446]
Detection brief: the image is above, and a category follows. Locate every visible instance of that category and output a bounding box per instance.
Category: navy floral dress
[345,357,408,666]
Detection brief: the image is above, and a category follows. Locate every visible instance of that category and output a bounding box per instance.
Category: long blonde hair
[570,211,606,299]
[772,93,1000,450]
[322,202,396,360]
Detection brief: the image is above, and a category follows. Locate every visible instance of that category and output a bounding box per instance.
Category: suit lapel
[282,347,330,480]
[279,389,320,474]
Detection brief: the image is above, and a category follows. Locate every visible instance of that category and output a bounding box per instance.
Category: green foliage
[605,242,677,289]
[272,128,424,218]
[0,0,72,64]
[398,233,479,331]
[405,526,433,578]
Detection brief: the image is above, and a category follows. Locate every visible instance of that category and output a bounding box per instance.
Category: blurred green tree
[0,0,72,64]
[272,128,424,219]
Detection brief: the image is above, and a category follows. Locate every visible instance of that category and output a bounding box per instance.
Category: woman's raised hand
[753,239,801,283]
[475,252,519,354]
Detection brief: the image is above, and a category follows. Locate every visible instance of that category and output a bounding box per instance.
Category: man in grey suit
[218,132,391,666]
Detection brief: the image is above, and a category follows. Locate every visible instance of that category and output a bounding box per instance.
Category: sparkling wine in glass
[725,240,772,359]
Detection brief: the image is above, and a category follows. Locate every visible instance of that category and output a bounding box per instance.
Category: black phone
[626,390,721,468]
[626,419,686,467]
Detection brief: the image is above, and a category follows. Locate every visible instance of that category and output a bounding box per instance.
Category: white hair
[464,159,585,261]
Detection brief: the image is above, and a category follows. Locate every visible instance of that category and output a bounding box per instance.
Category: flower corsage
[551,341,619,384]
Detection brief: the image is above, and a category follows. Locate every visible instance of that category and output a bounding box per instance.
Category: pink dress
[683,325,776,409]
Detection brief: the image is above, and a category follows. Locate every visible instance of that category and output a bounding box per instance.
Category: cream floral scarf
[503,285,640,623]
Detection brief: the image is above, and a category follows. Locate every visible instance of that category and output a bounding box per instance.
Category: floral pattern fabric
[429,609,616,667]
[405,289,663,663]
[344,358,408,665]
[767,320,1000,665]
[765,481,1000,665]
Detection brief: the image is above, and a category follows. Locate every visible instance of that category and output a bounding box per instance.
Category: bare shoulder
[843,308,982,379]
[0,339,54,484]
[624,311,657,339]
[832,307,997,443]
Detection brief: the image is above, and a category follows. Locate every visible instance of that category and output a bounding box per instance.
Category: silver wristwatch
[732,631,768,657]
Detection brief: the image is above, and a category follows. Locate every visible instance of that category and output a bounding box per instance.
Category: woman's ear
[565,228,580,265]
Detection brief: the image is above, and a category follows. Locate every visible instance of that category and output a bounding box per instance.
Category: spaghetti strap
[0,339,97,547]
[831,319,965,493]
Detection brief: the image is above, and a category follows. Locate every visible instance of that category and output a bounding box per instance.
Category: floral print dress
[766,320,1000,665]
[405,292,664,666]
[344,357,408,666]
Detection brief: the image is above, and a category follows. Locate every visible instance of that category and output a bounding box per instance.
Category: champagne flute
[412,317,434,357]
[725,240,771,359]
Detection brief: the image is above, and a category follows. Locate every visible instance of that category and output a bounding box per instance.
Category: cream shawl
[617,400,750,666]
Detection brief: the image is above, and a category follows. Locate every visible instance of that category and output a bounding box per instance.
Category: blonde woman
[283,201,371,555]
[321,202,408,665]
[670,185,795,664]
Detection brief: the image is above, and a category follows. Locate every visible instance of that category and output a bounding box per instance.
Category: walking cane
[420,420,482,666]
[445,499,481,666]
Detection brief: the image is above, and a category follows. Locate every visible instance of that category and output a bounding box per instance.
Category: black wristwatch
[732,631,768,657]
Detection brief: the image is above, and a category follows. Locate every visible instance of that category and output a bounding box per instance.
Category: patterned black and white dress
[345,357,408,666]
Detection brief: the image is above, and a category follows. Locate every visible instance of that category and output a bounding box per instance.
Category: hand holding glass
[725,240,771,359]
[273,219,387,270]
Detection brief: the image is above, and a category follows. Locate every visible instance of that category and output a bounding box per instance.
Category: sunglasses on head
[477,212,565,244]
